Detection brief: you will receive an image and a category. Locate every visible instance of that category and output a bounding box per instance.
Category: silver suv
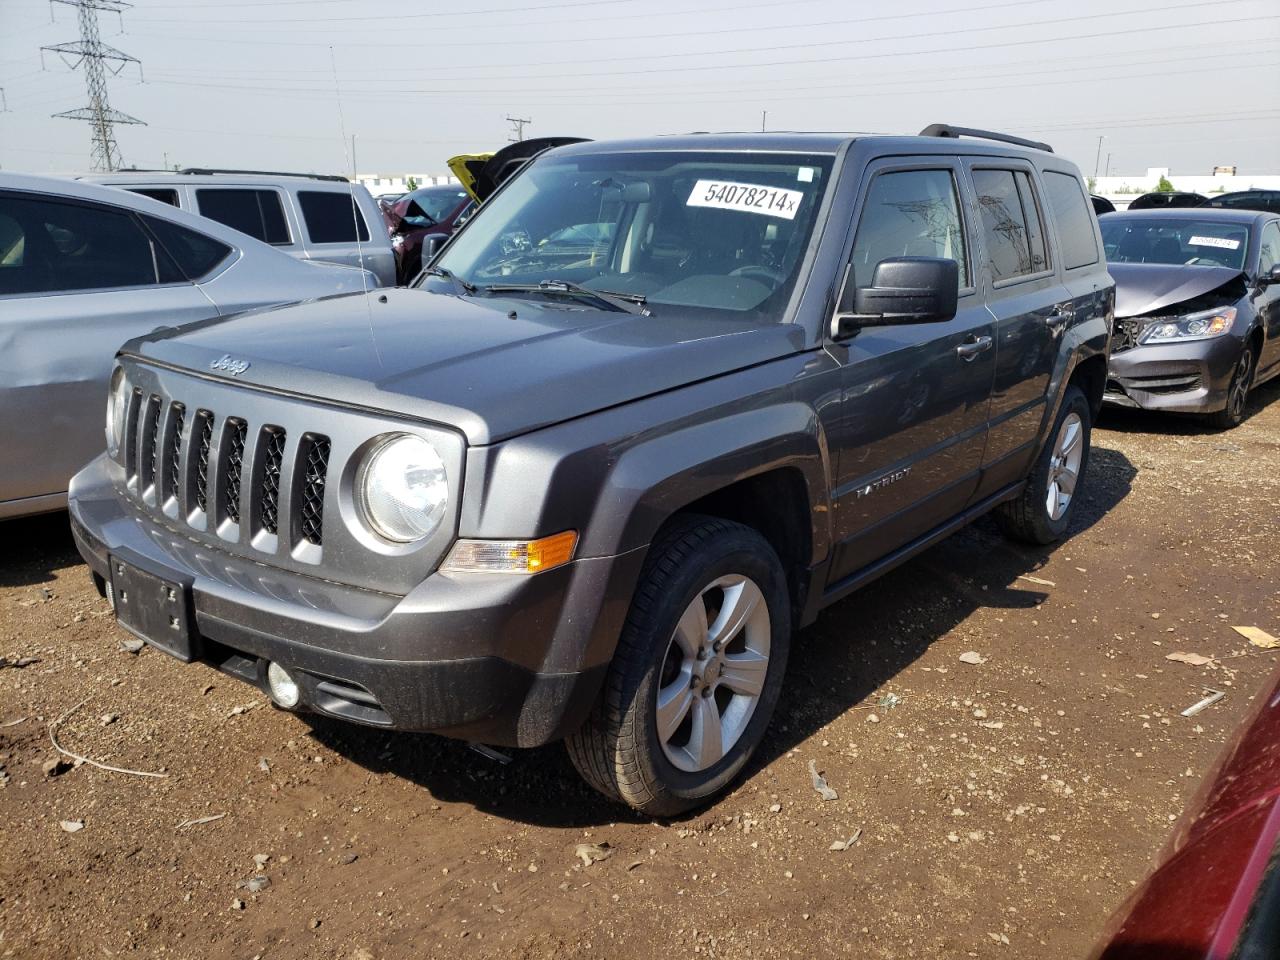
[81,169,396,287]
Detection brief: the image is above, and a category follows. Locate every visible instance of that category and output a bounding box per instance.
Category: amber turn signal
[441,530,578,575]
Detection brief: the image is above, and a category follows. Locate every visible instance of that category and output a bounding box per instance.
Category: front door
[825,160,996,584]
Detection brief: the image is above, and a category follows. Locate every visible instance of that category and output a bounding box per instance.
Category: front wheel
[996,384,1092,545]
[1207,344,1255,430]
[566,516,790,816]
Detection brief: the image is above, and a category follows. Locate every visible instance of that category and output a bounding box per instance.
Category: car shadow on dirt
[306,445,1138,827]
[1098,373,1280,436]
[0,511,80,590]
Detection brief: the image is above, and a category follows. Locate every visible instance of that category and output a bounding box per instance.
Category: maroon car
[1091,660,1280,959]
[383,184,472,284]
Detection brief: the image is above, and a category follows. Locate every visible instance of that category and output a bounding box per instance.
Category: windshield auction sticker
[1188,235,1241,250]
[687,180,804,220]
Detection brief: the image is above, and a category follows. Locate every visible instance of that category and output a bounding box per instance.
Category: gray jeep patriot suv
[69,126,1113,814]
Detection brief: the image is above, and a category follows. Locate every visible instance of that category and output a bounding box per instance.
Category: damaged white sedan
[1100,207,1280,428]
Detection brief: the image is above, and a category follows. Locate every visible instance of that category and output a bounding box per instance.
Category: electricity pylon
[41,0,144,171]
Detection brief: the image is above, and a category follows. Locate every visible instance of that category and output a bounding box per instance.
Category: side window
[0,194,166,295]
[195,189,290,245]
[143,215,233,280]
[128,187,179,207]
[972,169,1036,282]
[1042,171,1100,270]
[1260,222,1280,274]
[297,190,371,243]
[1014,171,1049,273]
[850,168,968,289]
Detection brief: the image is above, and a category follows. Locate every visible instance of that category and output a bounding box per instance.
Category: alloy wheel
[655,574,771,773]
[1228,348,1253,421]
[1046,411,1084,522]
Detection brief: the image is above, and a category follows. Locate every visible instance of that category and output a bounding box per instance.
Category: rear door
[825,158,996,583]
[961,160,1067,492]
[294,187,394,286]
[0,191,215,507]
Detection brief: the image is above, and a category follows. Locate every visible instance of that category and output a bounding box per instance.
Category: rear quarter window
[1042,171,1099,270]
[297,190,370,243]
[196,188,291,245]
[143,215,233,280]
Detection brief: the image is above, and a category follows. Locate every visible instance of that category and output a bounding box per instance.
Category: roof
[78,171,355,189]
[550,131,1059,160]
[1104,207,1276,226]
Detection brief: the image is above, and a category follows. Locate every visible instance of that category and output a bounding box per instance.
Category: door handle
[956,335,993,361]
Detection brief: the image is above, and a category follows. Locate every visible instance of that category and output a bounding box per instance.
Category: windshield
[403,186,469,225]
[1100,217,1249,270]
[427,150,834,318]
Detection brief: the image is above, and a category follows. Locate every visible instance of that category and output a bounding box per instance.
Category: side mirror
[421,234,447,263]
[1259,264,1280,287]
[833,257,959,338]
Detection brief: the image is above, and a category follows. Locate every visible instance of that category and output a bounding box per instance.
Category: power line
[40,0,144,171]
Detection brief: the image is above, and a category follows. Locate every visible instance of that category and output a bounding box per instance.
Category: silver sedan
[0,173,379,520]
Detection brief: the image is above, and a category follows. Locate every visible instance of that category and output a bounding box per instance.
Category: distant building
[1092,167,1280,209]
[355,173,459,197]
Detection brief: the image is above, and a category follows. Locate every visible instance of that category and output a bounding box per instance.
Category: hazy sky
[2,0,1278,179]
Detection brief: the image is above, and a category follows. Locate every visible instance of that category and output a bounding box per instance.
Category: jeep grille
[123,393,331,554]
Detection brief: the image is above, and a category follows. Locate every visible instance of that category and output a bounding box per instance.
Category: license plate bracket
[108,554,197,662]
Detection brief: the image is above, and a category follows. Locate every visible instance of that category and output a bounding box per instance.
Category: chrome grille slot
[164,403,185,502]
[222,419,247,525]
[123,388,144,483]
[297,435,331,547]
[258,427,286,536]
[138,394,162,496]
[194,410,214,513]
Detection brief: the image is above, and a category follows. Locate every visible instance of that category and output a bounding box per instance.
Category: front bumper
[1103,333,1242,414]
[69,456,643,747]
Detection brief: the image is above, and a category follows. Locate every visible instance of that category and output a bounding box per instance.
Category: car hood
[126,288,806,445]
[1108,262,1246,318]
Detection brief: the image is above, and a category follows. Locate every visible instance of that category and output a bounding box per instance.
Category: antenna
[506,115,531,142]
[328,47,382,368]
[41,0,144,172]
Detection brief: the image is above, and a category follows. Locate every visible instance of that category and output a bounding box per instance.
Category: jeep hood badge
[210,354,251,376]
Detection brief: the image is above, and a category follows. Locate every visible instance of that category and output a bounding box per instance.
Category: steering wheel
[729,265,786,288]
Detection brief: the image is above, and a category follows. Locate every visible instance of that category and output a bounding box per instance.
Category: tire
[566,515,791,816]
[996,384,1091,545]
[1207,343,1256,430]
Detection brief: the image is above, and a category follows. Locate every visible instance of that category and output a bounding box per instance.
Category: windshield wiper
[420,265,477,295]
[482,279,650,316]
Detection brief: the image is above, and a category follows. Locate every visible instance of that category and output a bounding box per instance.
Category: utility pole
[41,0,144,172]
[1105,152,1112,178]
[351,134,358,177]
[761,110,767,132]
[1092,135,1104,181]
[506,115,531,142]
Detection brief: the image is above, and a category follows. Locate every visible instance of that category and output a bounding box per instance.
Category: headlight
[355,434,448,542]
[106,367,129,457]
[1138,306,1236,345]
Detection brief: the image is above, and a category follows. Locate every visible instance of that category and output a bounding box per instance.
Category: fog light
[266,662,300,708]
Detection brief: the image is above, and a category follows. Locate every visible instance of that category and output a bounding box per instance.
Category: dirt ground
[2,383,1278,960]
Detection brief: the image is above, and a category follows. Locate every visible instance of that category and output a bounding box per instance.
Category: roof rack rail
[177,167,349,182]
[918,124,1053,154]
